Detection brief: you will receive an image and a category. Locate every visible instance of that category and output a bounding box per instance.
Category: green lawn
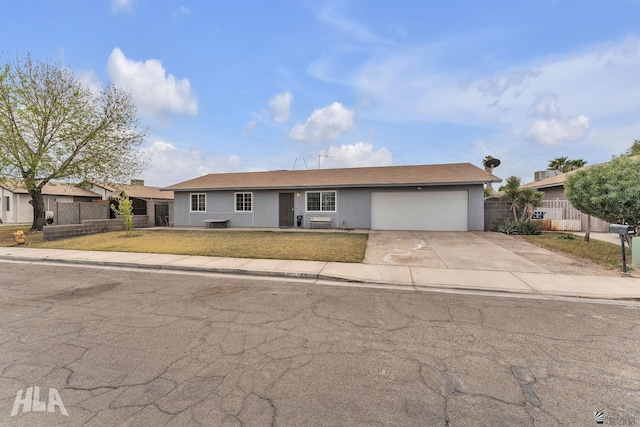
[20,229,368,263]
[519,233,632,271]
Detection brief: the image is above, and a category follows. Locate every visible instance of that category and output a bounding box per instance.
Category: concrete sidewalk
[0,246,638,301]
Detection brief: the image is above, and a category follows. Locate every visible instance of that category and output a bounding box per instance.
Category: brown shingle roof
[0,180,100,197]
[164,163,502,191]
[108,184,174,200]
[90,182,174,200]
[521,172,571,189]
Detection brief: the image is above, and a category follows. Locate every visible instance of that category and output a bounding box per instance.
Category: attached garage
[371,190,469,231]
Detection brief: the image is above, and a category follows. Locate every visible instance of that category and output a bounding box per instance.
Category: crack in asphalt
[0,263,639,426]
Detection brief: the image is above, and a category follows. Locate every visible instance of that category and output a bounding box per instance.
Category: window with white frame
[306,191,336,212]
[235,192,252,212]
[190,193,206,212]
[4,196,9,212]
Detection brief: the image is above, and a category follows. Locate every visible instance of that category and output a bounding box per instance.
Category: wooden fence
[533,200,581,231]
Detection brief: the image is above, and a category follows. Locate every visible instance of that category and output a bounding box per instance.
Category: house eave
[165,181,493,192]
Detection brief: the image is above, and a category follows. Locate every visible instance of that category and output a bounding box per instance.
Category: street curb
[1,254,639,302]
[0,254,321,280]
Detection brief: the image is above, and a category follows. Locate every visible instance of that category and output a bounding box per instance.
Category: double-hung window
[235,192,252,212]
[306,191,336,212]
[190,193,206,212]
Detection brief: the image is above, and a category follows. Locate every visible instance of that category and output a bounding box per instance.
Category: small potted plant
[45,213,54,225]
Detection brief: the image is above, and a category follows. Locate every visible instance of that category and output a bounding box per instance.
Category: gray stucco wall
[174,184,485,231]
[539,186,565,200]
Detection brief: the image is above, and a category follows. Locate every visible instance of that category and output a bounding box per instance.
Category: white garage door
[371,191,468,231]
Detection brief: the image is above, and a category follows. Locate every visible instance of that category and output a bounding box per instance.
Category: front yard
[4,228,369,263]
[1,226,632,269]
[519,233,632,271]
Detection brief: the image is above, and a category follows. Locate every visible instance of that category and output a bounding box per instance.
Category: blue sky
[2,0,640,186]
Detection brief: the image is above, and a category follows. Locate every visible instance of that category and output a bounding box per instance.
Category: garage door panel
[371,191,468,231]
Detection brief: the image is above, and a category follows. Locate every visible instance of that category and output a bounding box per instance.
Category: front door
[279,193,294,227]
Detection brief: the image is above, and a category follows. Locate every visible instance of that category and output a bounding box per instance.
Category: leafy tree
[624,140,640,156]
[565,156,640,248]
[547,157,587,173]
[111,192,134,237]
[0,54,147,231]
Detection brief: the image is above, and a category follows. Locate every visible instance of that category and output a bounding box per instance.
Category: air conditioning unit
[534,170,561,181]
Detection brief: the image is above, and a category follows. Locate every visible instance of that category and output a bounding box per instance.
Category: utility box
[633,238,640,266]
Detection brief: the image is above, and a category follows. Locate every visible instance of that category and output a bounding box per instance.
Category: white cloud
[173,5,190,17]
[318,142,392,168]
[268,91,293,123]
[78,70,103,96]
[524,115,590,145]
[527,92,560,119]
[475,70,542,98]
[107,48,198,118]
[289,102,355,142]
[309,31,640,133]
[140,141,242,186]
[111,0,134,14]
[242,120,257,135]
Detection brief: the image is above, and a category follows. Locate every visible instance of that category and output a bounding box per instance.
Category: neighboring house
[164,163,501,231]
[89,181,174,226]
[0,180,100,224]
[522,171,610,232]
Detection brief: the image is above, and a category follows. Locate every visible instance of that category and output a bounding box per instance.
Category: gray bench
[309,217,332,229]
[204,219,229,229]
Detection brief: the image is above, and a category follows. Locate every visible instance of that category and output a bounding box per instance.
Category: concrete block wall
[484,197,513,231]
[54,202,109,225]
[44,216,149,241]
[55,202,80,225]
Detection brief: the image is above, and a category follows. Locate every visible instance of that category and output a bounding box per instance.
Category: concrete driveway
[363,231,550,273]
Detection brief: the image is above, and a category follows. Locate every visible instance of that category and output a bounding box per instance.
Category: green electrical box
[633,237,640,266]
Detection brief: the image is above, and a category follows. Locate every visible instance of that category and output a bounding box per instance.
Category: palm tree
[518,187,544,221]
[482,155,496,193]
[565,159,586,171]
[547,157,568,172]
[502,176,523,220]
[547,157,586,172]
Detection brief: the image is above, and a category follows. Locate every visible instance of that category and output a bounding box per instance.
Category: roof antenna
[318,154,331,169]
[292,157,308,170]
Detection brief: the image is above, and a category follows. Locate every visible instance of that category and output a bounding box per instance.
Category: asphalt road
[0,261,639,427]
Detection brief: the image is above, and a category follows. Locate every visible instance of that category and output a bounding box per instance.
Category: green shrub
[496,219,542,235]
[558,232,577,240]
[519,220,542,235]
[496,219,520,234]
